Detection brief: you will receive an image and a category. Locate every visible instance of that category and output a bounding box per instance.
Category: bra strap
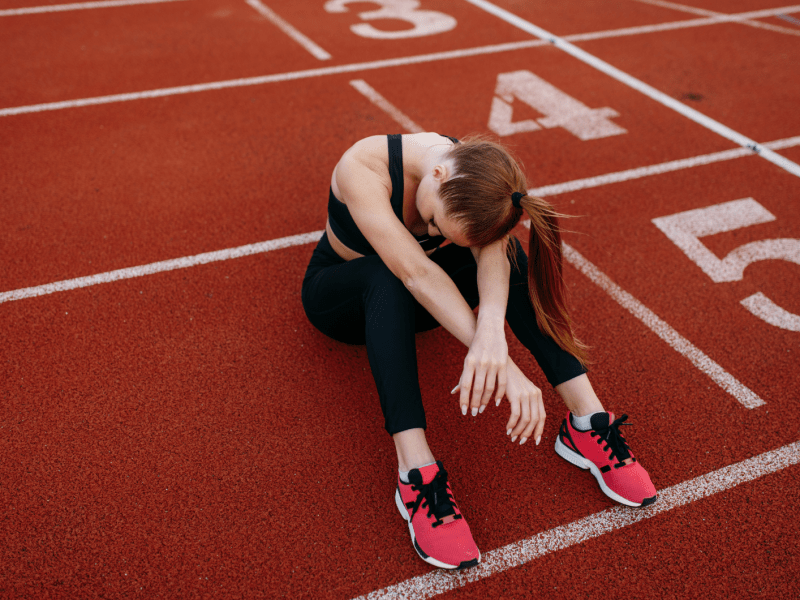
[387,134,404,220]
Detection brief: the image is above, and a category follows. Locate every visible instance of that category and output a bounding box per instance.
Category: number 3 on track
[324,0,456,39]
[653,198,800,332]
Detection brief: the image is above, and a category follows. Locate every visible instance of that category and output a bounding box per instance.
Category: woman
[301,132,656,570]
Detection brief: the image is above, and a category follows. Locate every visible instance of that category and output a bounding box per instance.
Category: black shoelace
[406,468,462,528]
[591,414,636,468]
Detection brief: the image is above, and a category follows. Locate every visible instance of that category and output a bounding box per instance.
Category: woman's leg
[302,234,439,469]
[430,239,601,415]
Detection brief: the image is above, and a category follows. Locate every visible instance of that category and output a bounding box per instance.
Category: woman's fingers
[470,367,487,414]
[495,363,507,407]
[458,363,474,415]
[510,392,531,442]
[532,394,546,446]
[505,396,521,435]
[478,364,497,409]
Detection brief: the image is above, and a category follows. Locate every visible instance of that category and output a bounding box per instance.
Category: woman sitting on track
[301,132,657,570]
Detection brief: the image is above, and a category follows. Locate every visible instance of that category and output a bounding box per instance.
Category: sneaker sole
[554,436,657,508]
[394,487,480,570]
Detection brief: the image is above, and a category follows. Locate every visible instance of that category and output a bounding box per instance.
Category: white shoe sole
[554,435,646,508]
[395,486,480,570]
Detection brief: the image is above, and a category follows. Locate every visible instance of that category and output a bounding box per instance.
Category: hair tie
[511,191,524,209]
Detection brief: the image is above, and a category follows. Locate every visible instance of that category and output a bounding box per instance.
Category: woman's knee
[363,261,412,301]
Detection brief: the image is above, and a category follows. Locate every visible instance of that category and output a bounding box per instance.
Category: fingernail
[479,405,485,414]
[471,407,477,417]
[507,429,512,436]
[536,436,541,446]
[451,385,459,394]
[511,435,517,443]
[461,405,467,416]
[496,399,501,407]
[520,437,527,445]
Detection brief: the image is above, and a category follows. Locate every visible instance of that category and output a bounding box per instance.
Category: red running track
[1,0,799,598]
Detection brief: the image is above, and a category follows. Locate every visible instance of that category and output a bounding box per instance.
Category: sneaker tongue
[408,462,441,485]
[590,412,610,430]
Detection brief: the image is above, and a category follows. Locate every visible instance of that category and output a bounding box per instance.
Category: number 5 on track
[653,198,800,332]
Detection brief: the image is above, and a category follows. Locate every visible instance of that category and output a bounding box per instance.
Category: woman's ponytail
[518,195,588,366]
[438,136,587,366]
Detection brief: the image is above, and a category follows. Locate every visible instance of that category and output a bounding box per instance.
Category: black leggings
[301,232,586,435]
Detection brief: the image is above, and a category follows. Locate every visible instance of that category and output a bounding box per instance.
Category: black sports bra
[327,133,459,256]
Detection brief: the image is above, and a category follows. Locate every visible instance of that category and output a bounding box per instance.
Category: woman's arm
[338,149,542,443]
[457,239,510,413]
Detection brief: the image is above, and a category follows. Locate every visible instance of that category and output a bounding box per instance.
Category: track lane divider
[630,0,800,37]
[463,0,800,179]
[0,0,187,17]
[0,40,547,117]
[4,4,800,116]
[244,0,331,61]
[560,242,765,408]
[349,80,423,133]
[351,440,799,599]
[0,231,323,305]
[529,135,800,197]
[3,136,798,306]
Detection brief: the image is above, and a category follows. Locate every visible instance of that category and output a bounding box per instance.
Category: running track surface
[1,0,799,598]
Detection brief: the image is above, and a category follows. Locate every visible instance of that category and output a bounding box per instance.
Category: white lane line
[352,440,799,600]
[463,0,800,180]
[0,0,187,16]
[0,39,546,118]
[561,242,765,408]
[630,0,800,37]
[529,135,800,197]
[349,80,423,133]
[4,4,800,117]
[566,7,800,42]
[778,13,800,25]
[244,0,331,61]
[3,135,797,306]
[0,231,323,305]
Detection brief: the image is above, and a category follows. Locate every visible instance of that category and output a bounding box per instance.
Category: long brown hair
[438,136,588,365]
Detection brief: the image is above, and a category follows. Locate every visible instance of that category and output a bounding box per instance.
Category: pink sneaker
[555,412,657,507]
[395,461,480,570]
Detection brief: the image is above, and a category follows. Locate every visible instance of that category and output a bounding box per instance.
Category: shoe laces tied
[408,468,462,528]
[591,414,634,467]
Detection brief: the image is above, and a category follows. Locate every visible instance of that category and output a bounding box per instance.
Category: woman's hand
[455,318,508,416]
[503,359,545,446]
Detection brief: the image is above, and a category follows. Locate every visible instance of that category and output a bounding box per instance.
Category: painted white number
[324,0,456,40]
[488,70,627,140]
[653,198,800,332]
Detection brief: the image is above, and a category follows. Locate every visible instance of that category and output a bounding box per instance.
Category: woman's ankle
[393,428,435,472]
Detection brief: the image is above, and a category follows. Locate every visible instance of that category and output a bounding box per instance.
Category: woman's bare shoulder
[341,135,388,169]
[333,136,390,200]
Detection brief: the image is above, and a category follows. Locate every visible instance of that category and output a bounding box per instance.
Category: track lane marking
[4,4,800,116]
[244,0,331,61]
[351,440,799,599]
[529,135,800,197]
[349,80,423,133]
[463,0,800,180]
[0,232,323,305]
[560,242,765,408]
[778,13,800,25]
[0,0,187,16]
[630,0,800,37]
[2,136,799,306]
[0,40,547,117]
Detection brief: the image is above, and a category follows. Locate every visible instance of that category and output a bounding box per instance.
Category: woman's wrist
[476,307,505,330]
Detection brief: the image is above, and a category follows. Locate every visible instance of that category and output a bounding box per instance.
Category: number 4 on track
[488,70,627,140]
